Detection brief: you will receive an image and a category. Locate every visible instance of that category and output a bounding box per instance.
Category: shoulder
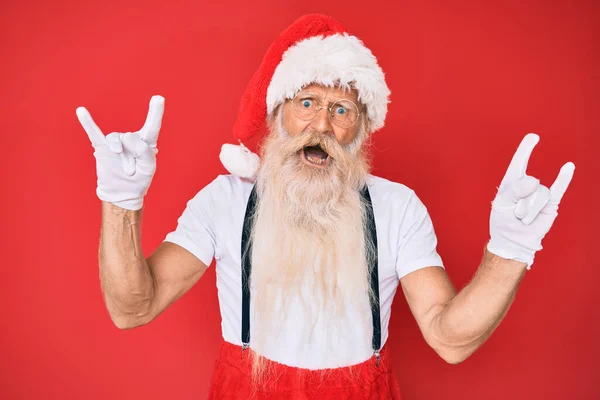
[195,174,254,196]
[189,174,254,209]
[367,174,418,205]
[366,174,432,223]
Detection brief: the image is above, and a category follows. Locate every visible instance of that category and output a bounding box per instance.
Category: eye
[335,106,347,115]
[301,98,313,108]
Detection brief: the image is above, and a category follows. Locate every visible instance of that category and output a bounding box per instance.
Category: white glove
[486,133,575,269]
[76,95,165,211]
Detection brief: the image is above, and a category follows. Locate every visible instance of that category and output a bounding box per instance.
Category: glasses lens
[330,99,359,128]
[292,95,320,120]
[291,94,360,128]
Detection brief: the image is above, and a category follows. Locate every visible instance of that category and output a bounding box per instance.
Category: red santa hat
[220,14,391,179]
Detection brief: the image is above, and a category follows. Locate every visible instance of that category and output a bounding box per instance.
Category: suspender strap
[240,185,381,361]
[361,186,381,356]
[241,185,257,348]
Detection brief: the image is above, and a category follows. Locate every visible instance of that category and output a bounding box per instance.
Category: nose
[309,107,334,135]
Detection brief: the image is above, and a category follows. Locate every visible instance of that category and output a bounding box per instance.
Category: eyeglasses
[290,92,361,129]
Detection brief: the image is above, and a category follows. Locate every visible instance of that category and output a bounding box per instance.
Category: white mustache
[286,131,345,161]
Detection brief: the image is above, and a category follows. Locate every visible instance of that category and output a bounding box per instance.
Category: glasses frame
[290,92,363,129]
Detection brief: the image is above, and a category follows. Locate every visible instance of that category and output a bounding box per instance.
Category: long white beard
[247,107,375,361]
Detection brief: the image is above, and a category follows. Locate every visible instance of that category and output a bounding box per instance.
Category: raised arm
[400,134,575,363]
[99,202,207,329]
[78,96,208,329]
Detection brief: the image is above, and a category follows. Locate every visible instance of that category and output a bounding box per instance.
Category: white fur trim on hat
[266,33,390,132]
[219,143,260,179]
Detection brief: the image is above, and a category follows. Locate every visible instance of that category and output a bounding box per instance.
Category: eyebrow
[296,92,356,103]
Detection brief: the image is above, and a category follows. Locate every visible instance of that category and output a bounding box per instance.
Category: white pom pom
[219,142,260,179]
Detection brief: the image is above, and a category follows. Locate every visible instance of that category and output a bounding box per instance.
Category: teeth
[307,155,326,165]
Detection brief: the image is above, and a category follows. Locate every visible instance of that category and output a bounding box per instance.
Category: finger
[76,107,106,147]
[514,178,541,218]
[499,133,540,189]
[505,175,540,203]
[121,133,156,170]
[515,196,528,219]
[139,95,165,145]
[121,152,136,176]
[120,134,137,176]
[105,133,123,153]
[519,185,551,225]
[121,132,149,157]
[548,162,575,205]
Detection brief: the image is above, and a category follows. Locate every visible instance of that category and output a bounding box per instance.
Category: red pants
[207,338,402,399]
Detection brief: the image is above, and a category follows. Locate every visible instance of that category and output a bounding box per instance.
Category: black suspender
[240,185,257,350]
[240,185,381,364]
[362,186,382,365]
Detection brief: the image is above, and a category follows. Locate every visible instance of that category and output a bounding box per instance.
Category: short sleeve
[395,191,444,279]
[163,176,225,267]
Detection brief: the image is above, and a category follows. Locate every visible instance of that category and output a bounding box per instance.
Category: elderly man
[77,14,575,399]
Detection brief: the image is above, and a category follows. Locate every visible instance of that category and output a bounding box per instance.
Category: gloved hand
[76,95,165,211]
[486,133,575,269]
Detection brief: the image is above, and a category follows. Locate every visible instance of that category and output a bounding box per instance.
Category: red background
[1,0,598,399]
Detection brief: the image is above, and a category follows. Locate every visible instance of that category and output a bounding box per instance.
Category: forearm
[432,246,527,362]
[99,201,155,329]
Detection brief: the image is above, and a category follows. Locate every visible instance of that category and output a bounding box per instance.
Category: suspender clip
[241,342,249,359]
[374,350,381,367]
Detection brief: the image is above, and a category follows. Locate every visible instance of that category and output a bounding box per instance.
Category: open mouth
[302,145,330,167]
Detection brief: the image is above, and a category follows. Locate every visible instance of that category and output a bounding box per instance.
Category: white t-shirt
[163,174,444,369]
